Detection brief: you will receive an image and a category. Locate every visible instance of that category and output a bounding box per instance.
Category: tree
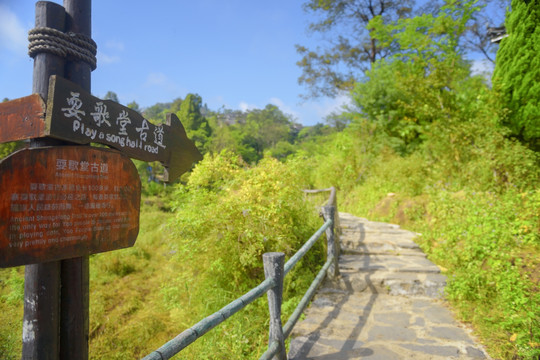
[206,105,297,163]
[0,142,19,160]
[244,104,294,151]
[103,91,119,103]
[296,0,414,98]
[127,101,142,113]
[352,0,481,152]
[143,101,172,124]
[176,94,212,153]
[493,0,540,150]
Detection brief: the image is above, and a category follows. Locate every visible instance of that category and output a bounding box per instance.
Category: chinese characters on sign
[46,75,202,181]
[0,147,141,267]
[49,76,168,157]
[0,76,202,182]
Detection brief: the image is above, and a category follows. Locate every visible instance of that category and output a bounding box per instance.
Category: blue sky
[0,0,349,126]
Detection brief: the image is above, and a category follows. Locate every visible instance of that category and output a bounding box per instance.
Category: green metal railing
[142,187,339,360]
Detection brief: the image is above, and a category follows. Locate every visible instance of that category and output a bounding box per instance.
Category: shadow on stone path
[288,213,490,360]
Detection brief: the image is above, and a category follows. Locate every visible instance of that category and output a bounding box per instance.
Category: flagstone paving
[288,213,490,360]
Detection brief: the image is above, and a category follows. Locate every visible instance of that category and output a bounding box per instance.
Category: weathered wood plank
[60,1,93,357]
[0,76,202,182]
[0,94,47,143]
[0,146,141,268]
[45,75,201,181]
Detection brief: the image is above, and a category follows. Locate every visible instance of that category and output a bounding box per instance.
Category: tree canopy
[297,0,509,99]
[296,0,415,98]
[103,91,119,103]
[352,0,481,152]
[176,94,212,153]
[493,0,540,150]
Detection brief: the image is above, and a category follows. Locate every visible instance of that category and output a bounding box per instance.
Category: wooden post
[60,0,91,358]
[263,252,287,360]
[322,206,340,278]
[22,2,66,359]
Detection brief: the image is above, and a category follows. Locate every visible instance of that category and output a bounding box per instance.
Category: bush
[416,189,540,359]
[170,152,322,290]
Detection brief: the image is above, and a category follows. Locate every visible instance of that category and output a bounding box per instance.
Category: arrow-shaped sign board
[0,75,202,181]
[0,94,46,142]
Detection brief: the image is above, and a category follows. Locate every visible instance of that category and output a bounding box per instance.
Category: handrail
[260,255,334,360]
[142,277,277,360]
[142,187,340,360]
[303,186,336,207]
[284,219,331,275]
[282,255,334,338]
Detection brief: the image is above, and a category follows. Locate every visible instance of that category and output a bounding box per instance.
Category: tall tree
[127,101,142,113]
[296,0,414,98]
[176,94,212,153]
[245,104,294,150]
[352,0,481,152]
[103,91,119,103]
[493,0,540,150]
[143,101,172,124]
[207,105,296,163]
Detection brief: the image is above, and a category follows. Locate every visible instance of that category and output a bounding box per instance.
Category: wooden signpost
[0,75,202,182]
[0,0,202,358]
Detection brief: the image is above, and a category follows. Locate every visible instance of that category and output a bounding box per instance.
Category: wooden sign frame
[0,146,141,267]
[0,76,202,181]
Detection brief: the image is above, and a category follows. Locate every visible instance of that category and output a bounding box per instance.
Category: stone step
[322,271,447,298]
[342,246,427,257]
[340,232,420,244]
[340,239,423,254]
[288,293,488,359]
[287,213,488,359]
[340,229,419,239]
[339,254,441,274]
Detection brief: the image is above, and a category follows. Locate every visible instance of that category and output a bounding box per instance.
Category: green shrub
[416,189,540,359]
[170,152,322,291]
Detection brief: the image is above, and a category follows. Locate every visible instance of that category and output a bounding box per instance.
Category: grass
[0,189,325,359]
[340,170,540,359]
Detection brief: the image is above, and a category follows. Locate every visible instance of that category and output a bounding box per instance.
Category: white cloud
[97,51,120,64]
[140,72,187,104]
[236,96,351,126]
[288,95,351,126]
[145,72,169,86]
[96,40,124,65]
[238,101,257,112]
[0,5,28,57]
[105,40,125,52]
[269,97,300,120]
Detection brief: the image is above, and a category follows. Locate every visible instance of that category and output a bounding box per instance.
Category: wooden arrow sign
[0,75,202,181]
[0,94,46,143]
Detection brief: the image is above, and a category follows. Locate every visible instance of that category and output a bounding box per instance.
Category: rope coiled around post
[28,27,97,70]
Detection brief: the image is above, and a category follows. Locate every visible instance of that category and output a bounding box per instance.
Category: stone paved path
[288,212,490,360]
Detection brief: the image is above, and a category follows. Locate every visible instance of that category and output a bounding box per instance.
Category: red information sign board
[0,146,141,267]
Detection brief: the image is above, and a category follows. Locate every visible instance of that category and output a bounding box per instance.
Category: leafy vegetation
[0,151,325,359]
[296,0,506,98]
[493,0,540,150]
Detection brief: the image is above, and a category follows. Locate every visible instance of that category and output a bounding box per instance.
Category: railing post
[322,206,340,278]
[263,252,287,360]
